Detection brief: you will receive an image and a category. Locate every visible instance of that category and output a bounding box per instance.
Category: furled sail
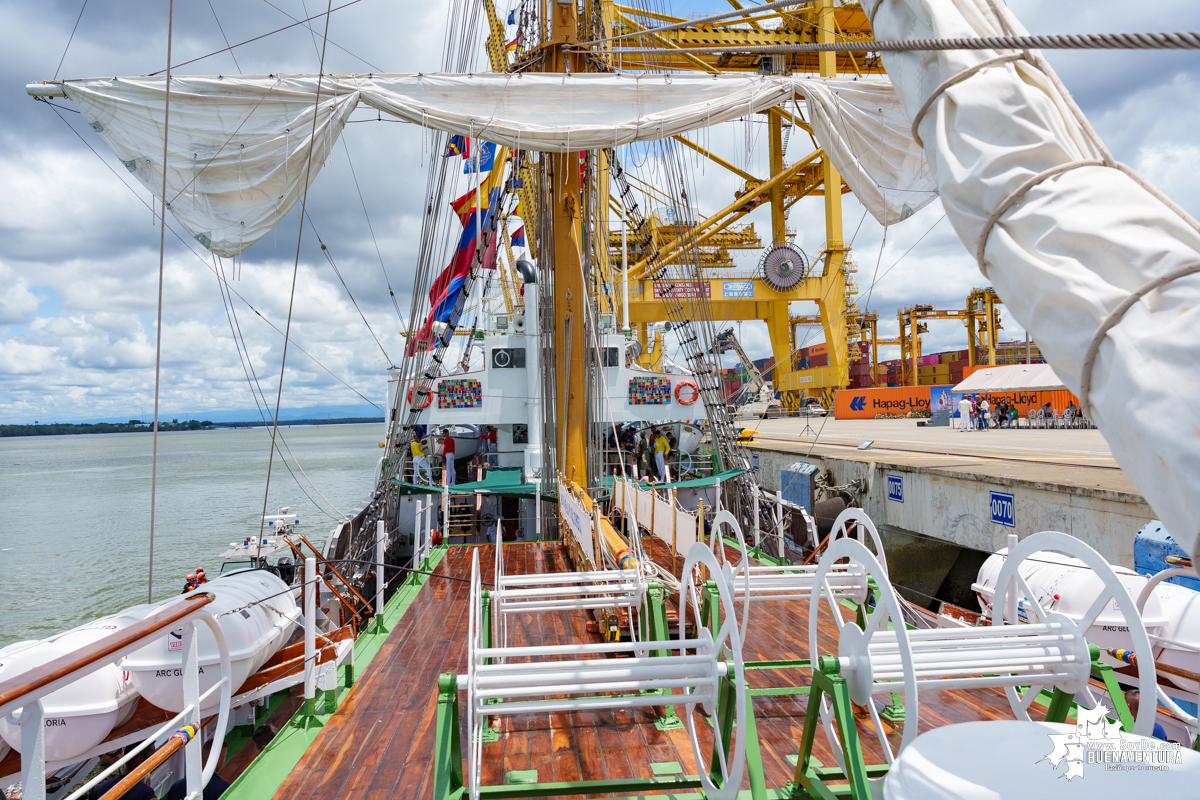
[65,76,359,258]
[864,0,1200,557]
[43,73,934,255]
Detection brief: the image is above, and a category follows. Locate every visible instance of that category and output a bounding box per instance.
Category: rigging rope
[341,138,406,324]
[257,0,335,562]
[213,255,345,521]
[53,0,88,80]
[41,102,384,414]
[149,0,367,75]
[148,0,174,604]
[305,213,392,364]
[594,30,1200,56]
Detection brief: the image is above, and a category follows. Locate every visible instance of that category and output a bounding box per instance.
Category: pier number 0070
[990,491,1016,527]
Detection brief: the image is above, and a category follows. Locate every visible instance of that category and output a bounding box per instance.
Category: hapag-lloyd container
[122,570,299,713]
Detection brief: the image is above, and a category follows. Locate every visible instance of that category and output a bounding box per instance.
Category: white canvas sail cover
[865,0,1200,557]
[51,73,934,255]
[65,76,359,258]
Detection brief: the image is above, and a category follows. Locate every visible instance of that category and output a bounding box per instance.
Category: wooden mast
[545,1,588,483]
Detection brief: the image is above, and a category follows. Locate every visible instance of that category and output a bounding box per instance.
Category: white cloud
[1,1,1197,419]
[0,263,41,324]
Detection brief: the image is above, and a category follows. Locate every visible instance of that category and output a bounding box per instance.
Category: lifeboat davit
[0,612,144,763]
[973,548,1171,671]
[122,569,299,713]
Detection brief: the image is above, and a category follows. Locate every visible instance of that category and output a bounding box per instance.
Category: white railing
[0,596,232,800]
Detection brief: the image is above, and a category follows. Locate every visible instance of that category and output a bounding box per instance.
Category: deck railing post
[752,487,761,549]
[15,699,46,800]
[1003,533,1019,625]
[182,620,202,800]
[376,520,386,622]
[304,556,317,715]
[777,492,785,560]
[425,499,433,564]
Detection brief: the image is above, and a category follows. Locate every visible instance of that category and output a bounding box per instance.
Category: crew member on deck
[1124,688,1169,741]
[653,427,670,482]
[195,567,208,586]
[181,573,197,594]
[411,434,431,485]
[442,429,456,485]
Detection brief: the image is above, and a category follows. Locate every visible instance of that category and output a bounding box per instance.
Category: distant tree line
[0,419,214,437]
[0,417,383,437]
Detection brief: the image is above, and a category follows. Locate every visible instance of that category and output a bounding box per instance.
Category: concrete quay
[742,418,1153,568]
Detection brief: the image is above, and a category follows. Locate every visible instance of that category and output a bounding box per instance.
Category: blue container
[782,462,819,513]
[1134,521,1200,590]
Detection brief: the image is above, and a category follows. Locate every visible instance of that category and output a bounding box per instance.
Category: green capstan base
[880,698,905,723]
[654,713,686,731]
[364,614,390,635]
[479,724,500,744]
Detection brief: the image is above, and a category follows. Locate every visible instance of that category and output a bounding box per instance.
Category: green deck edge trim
[220,545,450,800]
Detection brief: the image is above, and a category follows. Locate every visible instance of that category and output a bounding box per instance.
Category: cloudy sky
[1,0,1198,423]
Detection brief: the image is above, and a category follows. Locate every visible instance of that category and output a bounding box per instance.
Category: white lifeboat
[973,548,1170,670]
[122,570,299,713]
[0,612,144,763]
[1146,580,1200,695]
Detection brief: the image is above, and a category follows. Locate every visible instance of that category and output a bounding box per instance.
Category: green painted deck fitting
[505,769,539,784]
[650,762,684,776]
[220,547,449,800]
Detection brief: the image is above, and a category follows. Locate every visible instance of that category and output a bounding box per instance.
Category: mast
[545,2,588,484]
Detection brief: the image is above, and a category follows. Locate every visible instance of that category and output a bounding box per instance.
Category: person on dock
[957,395,972,432]
[978,397,990,432]
[441,429,456,486]
[1124,689,1168,741]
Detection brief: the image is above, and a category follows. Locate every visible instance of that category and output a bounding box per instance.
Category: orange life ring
[674,379,699,405]
[408,384,432,410]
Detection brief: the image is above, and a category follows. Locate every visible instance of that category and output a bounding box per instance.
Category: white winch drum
[0,623,142,763]
[122,570,298,713]
[974,542,1169,670]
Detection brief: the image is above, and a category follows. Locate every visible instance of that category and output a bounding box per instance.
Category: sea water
[0,423,381,647]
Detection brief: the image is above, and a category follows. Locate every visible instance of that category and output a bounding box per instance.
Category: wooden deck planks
[272,538,1043,800]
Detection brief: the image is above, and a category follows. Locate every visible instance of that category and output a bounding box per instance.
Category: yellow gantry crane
[594,0,880,412]
[478,0,882,478]
[896,288,1004,386]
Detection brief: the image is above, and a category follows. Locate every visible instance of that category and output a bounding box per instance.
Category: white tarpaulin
[951,364,1066,394]
[865,0,1200,558]
[798,78,936,224]
[65,77,359,258]
[52,72,934,255]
